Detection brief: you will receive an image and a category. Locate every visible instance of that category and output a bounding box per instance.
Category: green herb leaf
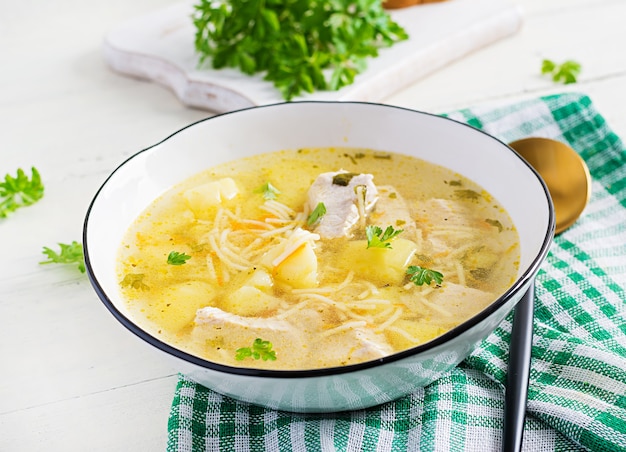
[307,202,326,226]
[235,338,277,361]
[120,273,150,291]
[40,241,85,273]
[366,225,403,249]
[193,0,408,101]
[485,219,504,232]
[0,167,44,218]
[332,172,358,186]
[454,189,482,201]
[541,59,581,84]
[167,251,191,266]
[254,181,281,200]
[407,265,444,286]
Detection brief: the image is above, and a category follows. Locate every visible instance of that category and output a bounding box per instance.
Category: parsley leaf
[193,0,408,101]
[307,202,326,226]
[235,338,277,361]
[40,241,85,273]
[254,181,281,200]
[407,265,444,286]
[0,167,44,218]
[167,251,191,265]
[366,225,403,249]
[541,59,581,84]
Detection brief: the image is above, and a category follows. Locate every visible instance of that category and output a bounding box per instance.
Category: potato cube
[183,178,239,217]
[149,281,215,331]
[245,268,273,290]
[274,242,318,288]
[337,238,417,284]
[221,285,281,316]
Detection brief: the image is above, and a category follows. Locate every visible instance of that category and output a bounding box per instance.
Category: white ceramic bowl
[84,101,555,413]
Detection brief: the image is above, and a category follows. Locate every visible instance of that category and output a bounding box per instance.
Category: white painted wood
[1,0,626,450]
[103,0,523,112]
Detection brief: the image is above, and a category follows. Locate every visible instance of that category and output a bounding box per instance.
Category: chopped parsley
[120,273,150,291]
[454,189,482,201]
[541,59,581,84]
[254,181,281,200]
[366,225,403,249]
[235,338,277,361]
[332,172,358,186]
[167,251,191,266]
[485,219,504,232]
[407,265,444,286]
[307,202,326,225]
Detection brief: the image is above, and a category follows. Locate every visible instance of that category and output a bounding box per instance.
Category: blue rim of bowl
[83,100,556,379]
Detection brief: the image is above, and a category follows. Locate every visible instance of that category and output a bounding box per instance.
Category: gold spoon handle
[502,280,535,451]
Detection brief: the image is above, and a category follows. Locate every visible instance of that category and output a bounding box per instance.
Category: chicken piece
[192,307,322,368]
[320,326,395,366]
[194,306,300,344]
[413,198,480,254]
[424,282,494,328]
[415,198,476,229]
[369,185,418,240]
[307,171,378,238]
[192,306,395,368]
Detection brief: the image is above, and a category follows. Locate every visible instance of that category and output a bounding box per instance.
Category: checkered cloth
[167,93,626,452]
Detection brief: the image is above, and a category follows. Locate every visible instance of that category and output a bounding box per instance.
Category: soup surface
[117,147,520,370]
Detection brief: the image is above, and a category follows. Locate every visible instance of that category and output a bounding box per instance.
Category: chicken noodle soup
[117,147,520,370]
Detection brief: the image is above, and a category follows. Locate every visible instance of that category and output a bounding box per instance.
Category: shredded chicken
[192,305,393,368]
[425,282,494,328]
[307,170,378,238]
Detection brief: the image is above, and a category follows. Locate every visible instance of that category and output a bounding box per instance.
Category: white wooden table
[1,0,625,450]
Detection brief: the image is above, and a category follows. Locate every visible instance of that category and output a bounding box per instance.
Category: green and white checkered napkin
[167,92,626,452]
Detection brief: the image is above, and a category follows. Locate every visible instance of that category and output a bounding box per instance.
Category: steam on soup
[117,147,520,370]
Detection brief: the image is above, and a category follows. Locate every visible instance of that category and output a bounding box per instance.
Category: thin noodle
[205,255,217,282]
[298,293,348,311]
[292,271,355,295]
[376,307,404,332]
[261,200,295,219]
[455,261,466,287]
[419,297,452,317]
[218,232,252,270]
[275,300,309,320]
[373,305,395,320]
[265,218,295,225]
[260,224,297,238]
[239,219,274,230]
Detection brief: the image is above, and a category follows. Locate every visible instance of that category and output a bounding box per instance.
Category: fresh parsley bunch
[193,0,408,100]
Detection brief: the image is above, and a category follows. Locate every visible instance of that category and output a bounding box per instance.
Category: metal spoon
[509,137,592,234]
[502,138,591,452]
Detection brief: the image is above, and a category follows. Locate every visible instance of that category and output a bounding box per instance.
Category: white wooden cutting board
[103,0,523,113]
